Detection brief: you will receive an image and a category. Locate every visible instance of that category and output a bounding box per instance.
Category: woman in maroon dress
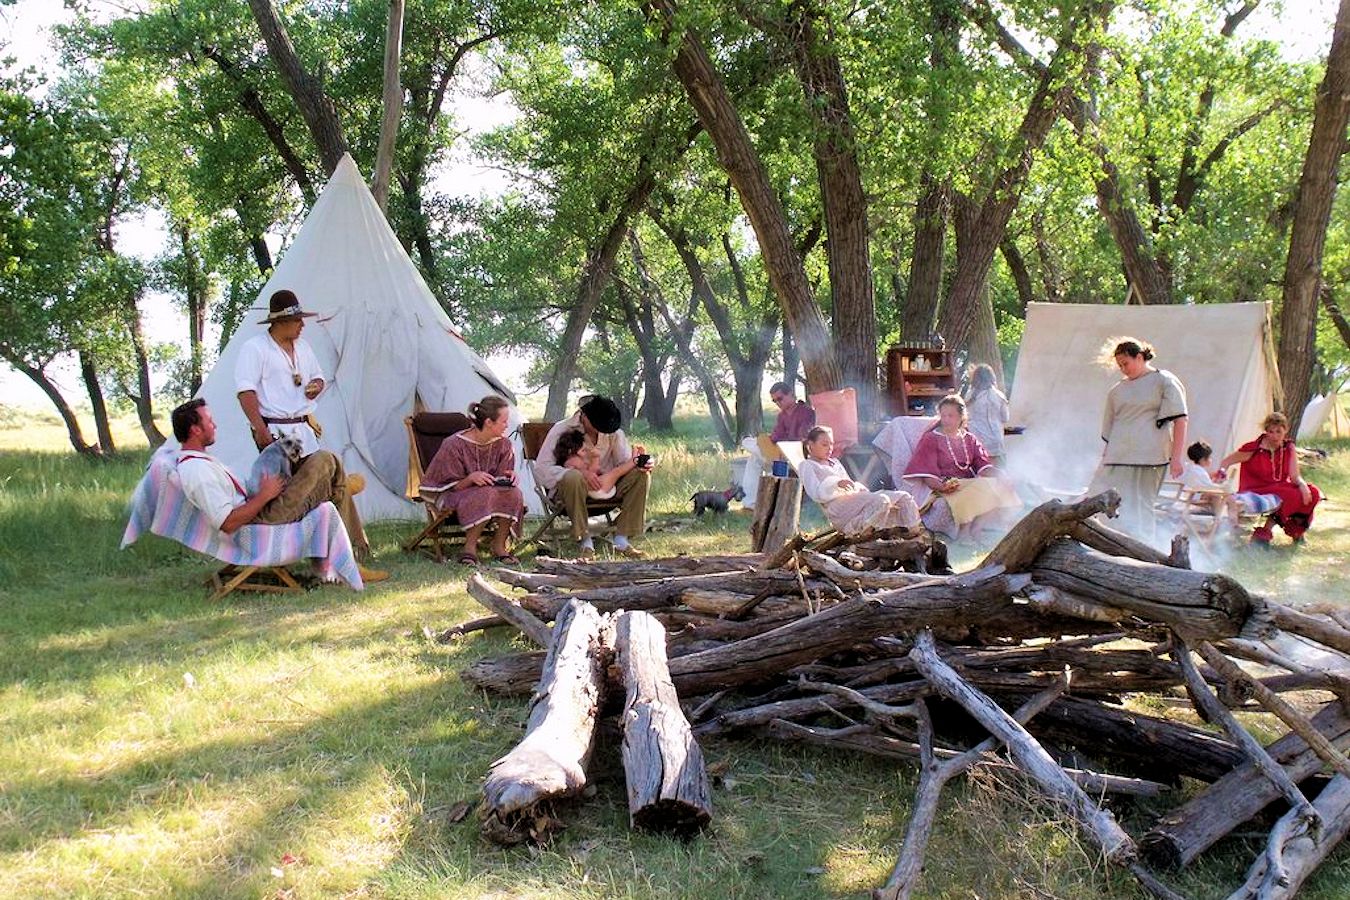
[1216,412,1322,545]
[422,395,525,564]
[903,395,1020,540]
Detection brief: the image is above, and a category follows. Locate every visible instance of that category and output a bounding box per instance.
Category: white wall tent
[1006,302,1279,492]
[1299,391,1350,440]
[193,154,526,522]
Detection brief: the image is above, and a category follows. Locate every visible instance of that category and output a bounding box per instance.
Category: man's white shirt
[235,332,325,455]
[178,452,247,531]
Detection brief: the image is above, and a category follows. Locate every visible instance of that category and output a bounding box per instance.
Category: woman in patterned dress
[422,396,526,564]
[903,395,1021,540]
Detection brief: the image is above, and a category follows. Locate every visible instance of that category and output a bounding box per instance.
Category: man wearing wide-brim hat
[234,289,386,580]
[534,394,653,559]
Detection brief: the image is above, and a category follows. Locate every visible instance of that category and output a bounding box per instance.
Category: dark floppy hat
[257,289,318,324]
[579,395,622,434]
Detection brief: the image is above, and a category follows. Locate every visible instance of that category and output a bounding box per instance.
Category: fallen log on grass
[979,490,1121,573]
[666,567,1027,695]
[908,631,1139,867]
[615,610,711,836]
[466,572,552,647]
[1226,774,1350,900]
[1030,540,1258,641]
[454,490,1350,895]
[480,600,612,845]
[1142,700,1350,869]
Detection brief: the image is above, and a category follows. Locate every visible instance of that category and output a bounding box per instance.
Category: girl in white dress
[798,426,921,534]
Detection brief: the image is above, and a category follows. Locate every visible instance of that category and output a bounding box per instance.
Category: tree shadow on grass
[0,674,522,896]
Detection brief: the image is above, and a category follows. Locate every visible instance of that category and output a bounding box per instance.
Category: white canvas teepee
[1006,302,1279,492]
[194,154,521,522]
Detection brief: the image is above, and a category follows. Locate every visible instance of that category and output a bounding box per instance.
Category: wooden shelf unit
[885,345,958,416]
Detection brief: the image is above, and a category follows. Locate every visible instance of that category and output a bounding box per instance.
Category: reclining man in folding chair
[172,398,388,583]
[534,394,653,559]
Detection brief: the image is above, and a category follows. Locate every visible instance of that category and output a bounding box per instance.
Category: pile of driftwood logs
[448,491,1350,899]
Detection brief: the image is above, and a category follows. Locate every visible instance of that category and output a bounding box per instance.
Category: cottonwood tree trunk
[544,163,663,421]
[1001,237,1035,313]
[1,350,98,455]
[782,323,800,389]
[646,0,841,396]
[650,210,778,440]
[1325,286,1350,351]
[784,0,877,419]
[396,27,507,284]
[371,0,405,214]
[1279,0,1350,432]
[904,173,949,341]
[80,350,115,455]
[903,0,958,341]
[967,0,1207,309]
[623,232,677,431]
[938,1,1106,359]
[125,296,166,448]
[651,294,737,448]
[951,195,1004,381]
[247,0,350,174]
[200,46,317,203]
[176,224,208,394]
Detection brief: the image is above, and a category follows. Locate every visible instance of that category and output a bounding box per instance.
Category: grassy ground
[3,409,1350,898]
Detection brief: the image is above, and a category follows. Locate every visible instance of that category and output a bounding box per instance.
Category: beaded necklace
[1261,439,1286,482]
[941,429,971,475]
[458,430,498,474]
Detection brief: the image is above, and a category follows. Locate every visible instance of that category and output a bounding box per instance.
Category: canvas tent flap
[1006,302,1276,492]
[190,154,529,522]
[1300,392,1350,440]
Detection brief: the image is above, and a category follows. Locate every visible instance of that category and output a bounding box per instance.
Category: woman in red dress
[1216,412,1322,544]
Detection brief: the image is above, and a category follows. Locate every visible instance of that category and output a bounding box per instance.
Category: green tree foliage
[4,0,1346,440]
[0,71,151,453]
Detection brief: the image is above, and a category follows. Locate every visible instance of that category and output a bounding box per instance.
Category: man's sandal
[457,552,479,567]
[491,553,522,566]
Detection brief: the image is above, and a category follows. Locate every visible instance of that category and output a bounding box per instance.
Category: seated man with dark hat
[534,394,653,559]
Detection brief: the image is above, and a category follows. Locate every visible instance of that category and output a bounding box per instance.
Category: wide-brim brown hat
[579,395,622,434]
[257,289,318,324]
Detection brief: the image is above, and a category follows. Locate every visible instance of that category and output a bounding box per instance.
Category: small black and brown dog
[691,484,746,515]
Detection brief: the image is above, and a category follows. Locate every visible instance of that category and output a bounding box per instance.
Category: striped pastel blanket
[121,447,363,590]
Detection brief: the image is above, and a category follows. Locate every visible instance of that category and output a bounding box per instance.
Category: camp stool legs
[206,565,305,602]
[518,505,620,556]
[401,501,466,563]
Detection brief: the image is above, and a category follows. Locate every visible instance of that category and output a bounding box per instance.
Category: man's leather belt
[263,416,308,425]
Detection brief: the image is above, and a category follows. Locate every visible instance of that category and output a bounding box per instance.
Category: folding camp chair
[121,447,363,600]
[401,411,473,562]
[518,421,622,554]
[206,564,306,602]
[1156,479,1271,549]
[1155,482,1226,549]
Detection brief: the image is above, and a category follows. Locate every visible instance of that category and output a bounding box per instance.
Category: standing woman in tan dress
[1088,338,1188,539]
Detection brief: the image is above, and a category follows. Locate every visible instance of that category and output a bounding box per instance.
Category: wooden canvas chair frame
[401,412,473,562]
[206,564,305,602]
[517,421,621,554]
[1155,481,1266,549]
